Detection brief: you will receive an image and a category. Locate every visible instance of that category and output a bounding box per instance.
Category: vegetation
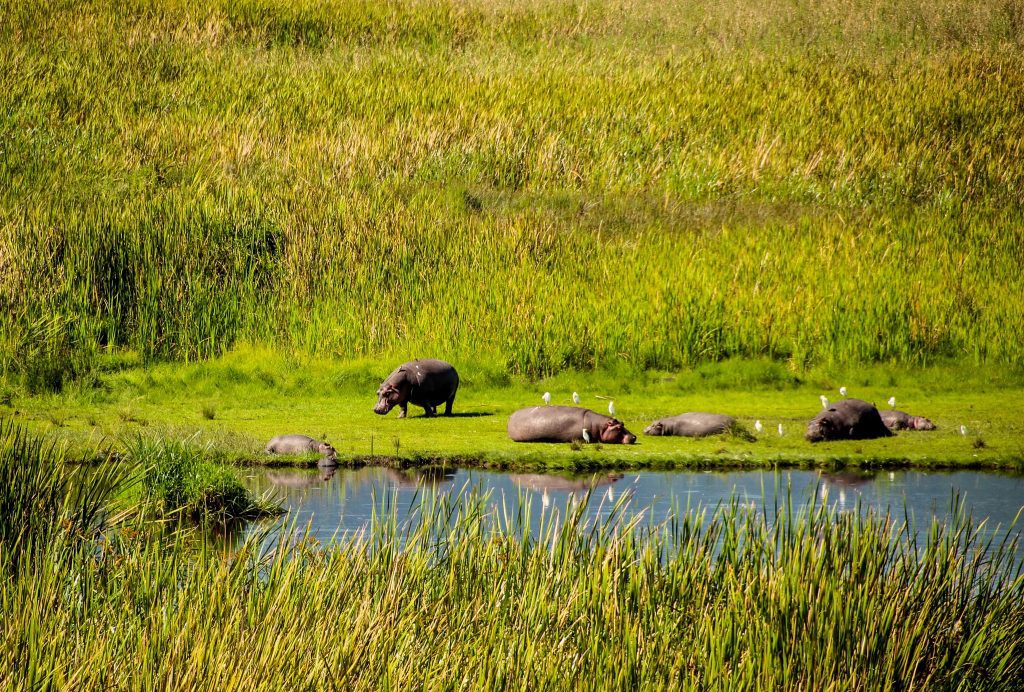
[2,423,1023,688]
[3,0,1024,391]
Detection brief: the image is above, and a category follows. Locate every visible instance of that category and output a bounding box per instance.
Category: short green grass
[7,348,1023,470]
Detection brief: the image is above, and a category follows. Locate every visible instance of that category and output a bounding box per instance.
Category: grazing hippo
[880,409,936,431]
[509,472,623,493]
[374,359,460,418]
[507,406,637,444]
[643,413,734,437]
[265,434,337,458]
[805,399,893,442]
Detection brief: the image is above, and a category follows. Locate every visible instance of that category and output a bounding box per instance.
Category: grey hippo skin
[507,406,637,444]
[805,399,893,442]
[643,413,734,437]
[880,409,936,431]
[265,434,337,465]
[509,473,624,492]
[374,359,460,418]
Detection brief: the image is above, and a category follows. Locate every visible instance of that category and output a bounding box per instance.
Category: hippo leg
[444,394,455,416]
[424,405,437,417]
[398,403,408,419]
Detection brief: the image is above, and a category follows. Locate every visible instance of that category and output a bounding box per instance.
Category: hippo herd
[264,359,938,462]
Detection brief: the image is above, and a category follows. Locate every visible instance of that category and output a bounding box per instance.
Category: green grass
[2,427,1023,688]
[2,0,1024,389]
[8,349,1024,470]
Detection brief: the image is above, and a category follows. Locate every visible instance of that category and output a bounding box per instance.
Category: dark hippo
[643,413,734,437]
[880,409,936,431]
[509,472,624,492]
[507,406,637,444]
[265,434,336,458]
[805,399,893,442]
[374,359,460,418]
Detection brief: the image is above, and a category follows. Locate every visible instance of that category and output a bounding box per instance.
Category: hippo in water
[374,359,460,418]
[509,472,623,493]
[507,406,637,444]
[880,409,936,431]
[265,434,336,458]
[644,413,734,437]
[805,399,893,442]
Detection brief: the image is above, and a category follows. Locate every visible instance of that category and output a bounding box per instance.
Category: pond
[242,466,1024,559]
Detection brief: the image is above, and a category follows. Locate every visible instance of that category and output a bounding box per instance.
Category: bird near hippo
[805,399,892,442]
[643,413,735,437]
[508,406,637,444]
[374,359,460,418]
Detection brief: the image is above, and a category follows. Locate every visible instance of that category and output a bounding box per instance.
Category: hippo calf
[880,409,936,431]
[265,434,337,463]
[805,399,893,442]
[644,413,734,437]
[375,359,460,418]
[508,406,637,444]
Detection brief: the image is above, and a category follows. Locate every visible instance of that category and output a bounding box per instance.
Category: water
[242,466,1024,558]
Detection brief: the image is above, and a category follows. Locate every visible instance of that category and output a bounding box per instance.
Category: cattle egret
[887,396,896,408]
[608,401,616,416]
[960,424,967,436]
[820,395,829,409]
[605,486,614,502]
[582,429,591,443]
[778,423,784,436]
[542,490,550,509]
[839,386,847,397]
[572,392,581,405]
[754,420,763,434]
[542,392,551,405]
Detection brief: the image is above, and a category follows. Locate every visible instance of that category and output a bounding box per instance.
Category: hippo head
[374,383,407,415]
[911,416,936,431]
[600,419,637,444]
[643,421,665,436]
[806,410,842,443]
[317,442,337,457]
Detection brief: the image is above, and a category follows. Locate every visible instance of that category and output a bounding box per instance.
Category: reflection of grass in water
[3,436,1023,688]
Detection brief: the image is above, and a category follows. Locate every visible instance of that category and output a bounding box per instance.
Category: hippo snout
[623,433,637,444]
[373,400,392,415]
[805,423,825,443]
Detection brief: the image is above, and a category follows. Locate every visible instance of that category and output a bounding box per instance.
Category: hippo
[880,409,936,431]
[507,406,637,444]
[265,468,337,488]
[644,413,734,437]
[265,434,337,458]
[374,359,460,418]
[383,467,456,488]
[509,472,623,492]
[805,399,893,442]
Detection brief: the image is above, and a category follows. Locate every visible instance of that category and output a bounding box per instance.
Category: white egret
[608,401,616,416]
[839,386,847,397]
[542,490,550,509]
[605,486,614,502]
[542,391,551,405]
[582,428,591,443]
[754,420,763,434]
[887,396,896,409]
[820,395,829,409]
[572,392,581,405]
[778,423,784,436]
[960,424,967,436]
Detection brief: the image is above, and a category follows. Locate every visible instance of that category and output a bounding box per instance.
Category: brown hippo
[265,434,336,459]
[880,409,936,431]
[644,413,734,437]
[805,399,893,442]
[374,359,460,418]
[507,406,637,444]
[509,472,623,492]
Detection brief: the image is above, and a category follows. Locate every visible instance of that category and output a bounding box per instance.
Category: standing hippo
[805,399,893,442]
[374,359,460,418]
[644,413,735,437]
[507,406,637,444]
[880,409,936,431]
[265,434,337,458]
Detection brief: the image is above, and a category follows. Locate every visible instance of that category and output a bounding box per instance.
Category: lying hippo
[265,434,337,464]
[374,359,460,418]
[508,406,637,444]
[644,413,734,437]
[805,399,893,442]
[880,409,936,431]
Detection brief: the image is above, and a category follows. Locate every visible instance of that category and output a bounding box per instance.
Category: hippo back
[508,406,589,442]
[646,413,734,437]
[806,399,892,442]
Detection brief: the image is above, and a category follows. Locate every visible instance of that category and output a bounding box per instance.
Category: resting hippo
[880,409,936,431]
[265,434,336,459]
[374,359,460,418]
[507,406,637,444]
[805,399,893,442]
[644,413,734,437]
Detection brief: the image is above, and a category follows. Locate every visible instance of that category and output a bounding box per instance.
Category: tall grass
[2,0,1024,387]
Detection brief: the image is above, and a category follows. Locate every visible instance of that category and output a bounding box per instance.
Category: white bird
[542,392,551,405]
[887,396,896,409]
[820,395,829,409]
[839,386,847,397]
[778,423,784,437]
[582,428,591,443]
[542,490,550,509]
[608,401,616,416]
[605,486,614,502]
[754,420,763,434]
[960,424,967,436]
[572,392,581,405]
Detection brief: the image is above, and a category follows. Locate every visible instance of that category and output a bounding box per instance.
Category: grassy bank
[7,350,1024,470]
[3,0,1024,389]
[2,423,1023,689]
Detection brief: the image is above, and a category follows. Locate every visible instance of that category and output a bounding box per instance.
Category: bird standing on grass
[542,392,551,405]
[820,395,829,409]
[572,392,581,405]
[778,423,784,437]
[582,429,591,443]
[839,386,847,397]
[755,420,763,434]
[888,396,896,408]
[608,401,616,416]
[960,425,968,436]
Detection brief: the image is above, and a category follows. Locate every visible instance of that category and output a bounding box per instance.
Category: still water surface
[243,467,1024,557]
